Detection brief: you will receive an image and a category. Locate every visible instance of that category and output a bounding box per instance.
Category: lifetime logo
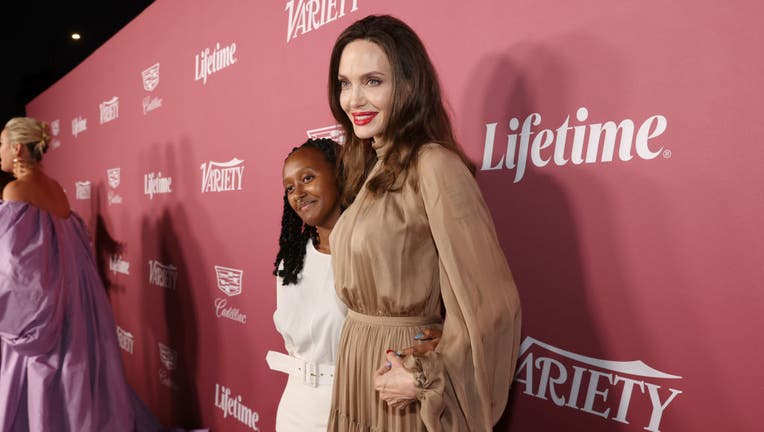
[109,254,130,275]
[71,116,87,137]
[481,108,669,182]
[194,42,237,85]
[514,337,682,432]
[144,172,173,199]
[214,383,260,431]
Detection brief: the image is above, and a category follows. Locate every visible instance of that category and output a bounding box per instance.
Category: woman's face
[338,39,394,145]
[0,129,15,173]
[282,147,341,230]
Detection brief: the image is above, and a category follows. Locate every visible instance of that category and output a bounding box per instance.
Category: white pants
[275,374,334,432]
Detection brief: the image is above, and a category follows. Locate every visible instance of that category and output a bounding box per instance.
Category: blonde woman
[0,117,160,431]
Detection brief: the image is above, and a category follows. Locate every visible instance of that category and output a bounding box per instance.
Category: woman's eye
[367,78,381,86]
[339,80,350,90]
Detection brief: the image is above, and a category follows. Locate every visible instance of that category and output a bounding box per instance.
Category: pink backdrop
[25,1,763,431]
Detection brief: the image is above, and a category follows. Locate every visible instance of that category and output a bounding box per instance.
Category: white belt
[266,351,335,387]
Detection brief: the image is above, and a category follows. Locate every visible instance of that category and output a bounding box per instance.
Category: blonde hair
[4,117,51,162]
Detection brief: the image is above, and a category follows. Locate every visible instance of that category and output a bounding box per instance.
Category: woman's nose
[348,84,365,108]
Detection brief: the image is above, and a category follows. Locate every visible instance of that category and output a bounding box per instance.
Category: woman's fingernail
[386,349,394,354]
[413,332,424,340]
[386,361,392,368]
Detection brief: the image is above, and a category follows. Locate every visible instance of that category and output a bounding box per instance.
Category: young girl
[269,138,347,431]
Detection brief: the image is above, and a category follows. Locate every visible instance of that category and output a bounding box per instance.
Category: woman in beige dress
[326,15,522,431]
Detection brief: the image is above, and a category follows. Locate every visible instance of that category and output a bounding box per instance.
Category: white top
[273,240,347,365]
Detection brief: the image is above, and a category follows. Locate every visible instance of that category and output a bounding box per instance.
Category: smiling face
[337,39,395,145]
[282,147,341,230]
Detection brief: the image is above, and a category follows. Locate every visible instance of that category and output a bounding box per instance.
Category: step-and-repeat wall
[26,1,762,431]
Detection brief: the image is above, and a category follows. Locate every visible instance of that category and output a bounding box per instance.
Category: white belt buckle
[304,361,319,387]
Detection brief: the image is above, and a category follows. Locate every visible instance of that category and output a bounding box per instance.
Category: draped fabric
[328,144,522,431]
[0,200,160,432]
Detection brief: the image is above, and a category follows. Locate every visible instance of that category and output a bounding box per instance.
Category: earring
[12,157,24,178]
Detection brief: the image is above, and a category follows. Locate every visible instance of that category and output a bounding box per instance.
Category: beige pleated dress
[327,142,522,431]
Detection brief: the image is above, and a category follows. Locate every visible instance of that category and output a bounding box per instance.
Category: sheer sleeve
[414,145,522,430]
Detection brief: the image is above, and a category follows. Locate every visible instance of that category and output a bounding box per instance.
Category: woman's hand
[398,328,442,357]
[374,350,417,409]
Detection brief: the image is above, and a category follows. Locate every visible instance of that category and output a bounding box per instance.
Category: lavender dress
[0,201,160,431]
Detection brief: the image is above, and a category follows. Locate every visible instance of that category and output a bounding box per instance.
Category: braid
[273,138,341,285]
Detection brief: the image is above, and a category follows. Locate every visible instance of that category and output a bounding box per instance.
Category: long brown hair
[328,15,473,206]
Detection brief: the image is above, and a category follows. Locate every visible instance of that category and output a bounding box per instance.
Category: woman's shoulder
[416,143,471,175]
[2,179,25,201]
[2,176,71,219]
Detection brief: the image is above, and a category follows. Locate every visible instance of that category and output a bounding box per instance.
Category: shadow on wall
[90,183,124,294]
[459,48,622,431]
[138,139,221,429]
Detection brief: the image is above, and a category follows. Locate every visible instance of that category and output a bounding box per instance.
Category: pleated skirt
[327,310,442,431]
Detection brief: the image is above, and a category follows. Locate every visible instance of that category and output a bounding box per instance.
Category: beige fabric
[328,143,522,431]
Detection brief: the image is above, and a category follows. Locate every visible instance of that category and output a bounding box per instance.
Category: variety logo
[142,63,160,91]
[116,326,135,354]
[72,116,87,137]
[148,259,178,290]
[307,124,346,145]
[100,97,120,124]
[514,337,682,432]
[214,383,260,431]
[481,107,669,183]
[144,172,173,199]
[200,158,245,193]
[75,181,91,200]
[194,41,238,85]
[285,0,360,43]
[110,254,130,275]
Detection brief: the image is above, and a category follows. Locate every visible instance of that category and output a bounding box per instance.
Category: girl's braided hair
[273,138,341,285]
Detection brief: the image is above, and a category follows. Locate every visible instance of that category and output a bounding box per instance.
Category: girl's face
[282,147,341,230]
[337,39,394,145]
